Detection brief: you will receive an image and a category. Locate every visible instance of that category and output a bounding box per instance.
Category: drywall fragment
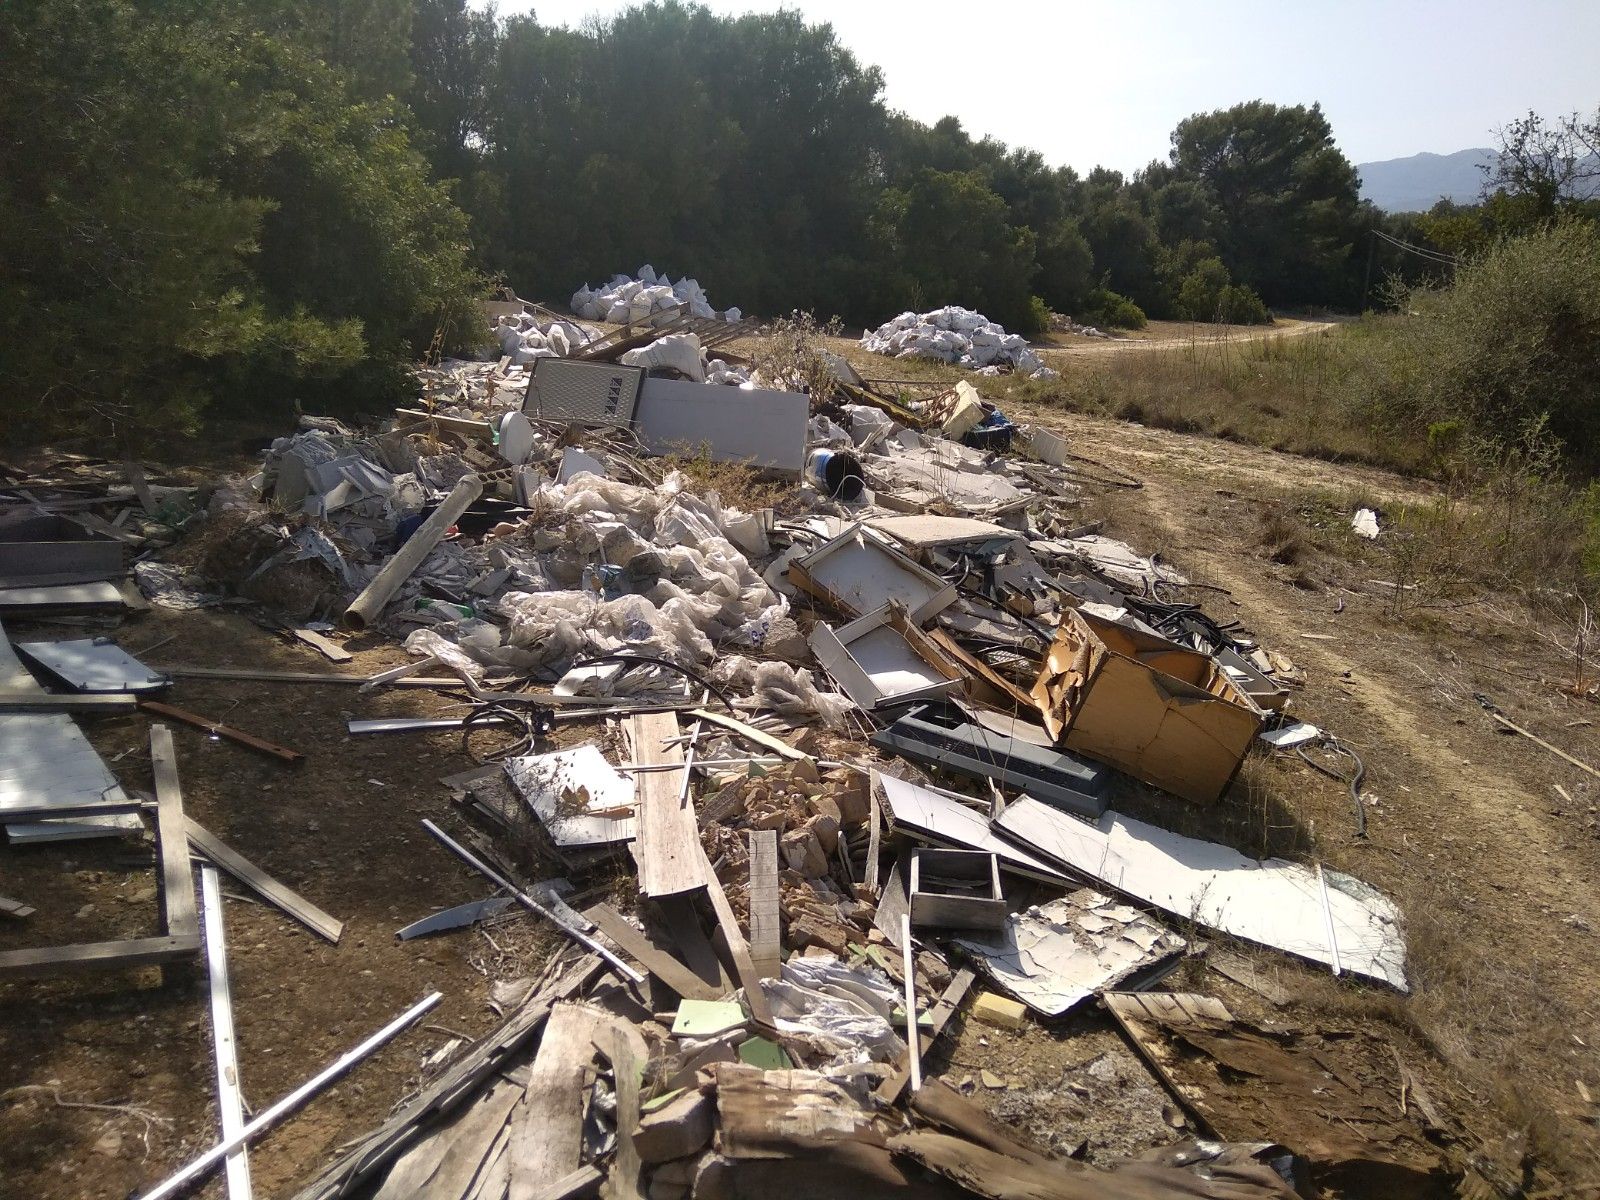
[993,797,1408,990]
[951,891,1185,1015]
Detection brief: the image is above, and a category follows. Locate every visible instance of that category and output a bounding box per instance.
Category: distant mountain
[1356,148,1497,213]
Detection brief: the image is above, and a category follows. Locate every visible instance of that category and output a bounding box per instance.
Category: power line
[1371,227,1459,266]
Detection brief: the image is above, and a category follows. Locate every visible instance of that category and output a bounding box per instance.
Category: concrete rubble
[0,293,1434,1200]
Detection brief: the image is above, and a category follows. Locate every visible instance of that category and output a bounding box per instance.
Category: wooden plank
[655,892,732,996]
[747,831,782,981]
[287,955,603,1200]
[0,690,138,712]
[600,1022,646,1200]
[864,779,883,894]
[293,629,352,663]
[585,905,725,1002]
[509,1003,607,1200]
[374,1077,522,1200]
[139,699,304,765]
[687,709,808,761]
[901,914,921,1093]
[874,967,976,1106]
[0,933,200,979]
[530,1164,601,1200]
[699,851,776,1029]
[200,867,254,1200]
[627,713,705,897]
[150,725,199,941]
[187,819,345,944]
[0,894,36,920]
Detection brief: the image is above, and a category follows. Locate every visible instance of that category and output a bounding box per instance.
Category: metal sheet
[992,797,1409,990]
[17,638,168,693]
[523,359,643,428]
[0,622,139,842]
[632,377,808,473]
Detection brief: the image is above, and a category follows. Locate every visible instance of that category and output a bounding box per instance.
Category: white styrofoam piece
[17,638,168,693]
[633,377,808,472]
[993,798,1408,990]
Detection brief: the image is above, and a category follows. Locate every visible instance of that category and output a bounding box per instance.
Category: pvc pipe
[137,993,441,1200]
[342,475,482,630]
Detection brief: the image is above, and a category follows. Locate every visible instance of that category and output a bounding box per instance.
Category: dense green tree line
[5,0,1569,446]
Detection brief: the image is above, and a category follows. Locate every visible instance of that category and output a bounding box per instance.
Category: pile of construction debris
[571,265,742,325]
[1,297,1434,1200]
[860,307,1060,379]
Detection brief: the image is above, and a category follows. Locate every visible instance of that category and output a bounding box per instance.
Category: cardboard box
[1031,609,1262,804]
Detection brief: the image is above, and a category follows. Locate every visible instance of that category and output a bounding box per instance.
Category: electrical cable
[1295,734,1368,838]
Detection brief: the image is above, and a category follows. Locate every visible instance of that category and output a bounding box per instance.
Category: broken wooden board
[874,968,976,1106]
[0,894,35,920]
[887,1128,1301,1200]
[747,831,782,981]
[1103,991,1450,1198]
[585,904,726,1002]
[700,849,777,1029]
[288,953,604,1200]
[139,698,304,765]
[187,819,344,944]
[714,1064,885,1157]
[293,628,353,662]
[600,1018,648,1200]
[993,797,1408,989]
[150,725,200,946]
[509,1003,608,1200]
[626,712,706,897]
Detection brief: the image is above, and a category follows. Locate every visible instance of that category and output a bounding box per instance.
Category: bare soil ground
[4,355,1600,1198]
[1038,316,1338,356]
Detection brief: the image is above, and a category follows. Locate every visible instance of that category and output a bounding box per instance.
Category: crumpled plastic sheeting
[759,954,905,1065]
[400,623,539,681]
[714,656,853,729]
[860,306,1058,379]
[619,332,707,382]
[134,561,224,610]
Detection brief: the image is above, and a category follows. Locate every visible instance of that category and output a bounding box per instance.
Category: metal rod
[421,820,644,985]
[901,913,922,1093]
[136,993,441,1200]
[200,867,253,1200]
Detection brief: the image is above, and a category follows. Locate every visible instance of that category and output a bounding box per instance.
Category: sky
[482,0,1600,176]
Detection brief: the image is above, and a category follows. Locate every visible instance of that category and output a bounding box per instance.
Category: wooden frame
[0,724,200,979]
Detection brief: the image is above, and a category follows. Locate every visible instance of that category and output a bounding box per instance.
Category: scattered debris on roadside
[1,295,1452,1200]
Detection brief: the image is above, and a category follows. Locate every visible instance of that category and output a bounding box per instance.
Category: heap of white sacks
[860,306,1058,380]
[571,264,741,325]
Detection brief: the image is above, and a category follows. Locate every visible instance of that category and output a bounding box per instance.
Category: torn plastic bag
[759,954,904,1065]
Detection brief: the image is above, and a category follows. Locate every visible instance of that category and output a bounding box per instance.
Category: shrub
[1348,219,1600,463]
[1081,287,1148,330]
[1219,283,1271,325]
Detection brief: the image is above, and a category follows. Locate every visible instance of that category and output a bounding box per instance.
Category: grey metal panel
[523,359,644,428]
[17,638,169,693]
[0,620,139,842]
[0,513,124,587]
[632,378,808,473]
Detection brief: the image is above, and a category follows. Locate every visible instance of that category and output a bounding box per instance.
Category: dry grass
[663,449,809,516]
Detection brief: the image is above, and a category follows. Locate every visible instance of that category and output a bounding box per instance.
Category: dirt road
[1040,316,1338,358]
